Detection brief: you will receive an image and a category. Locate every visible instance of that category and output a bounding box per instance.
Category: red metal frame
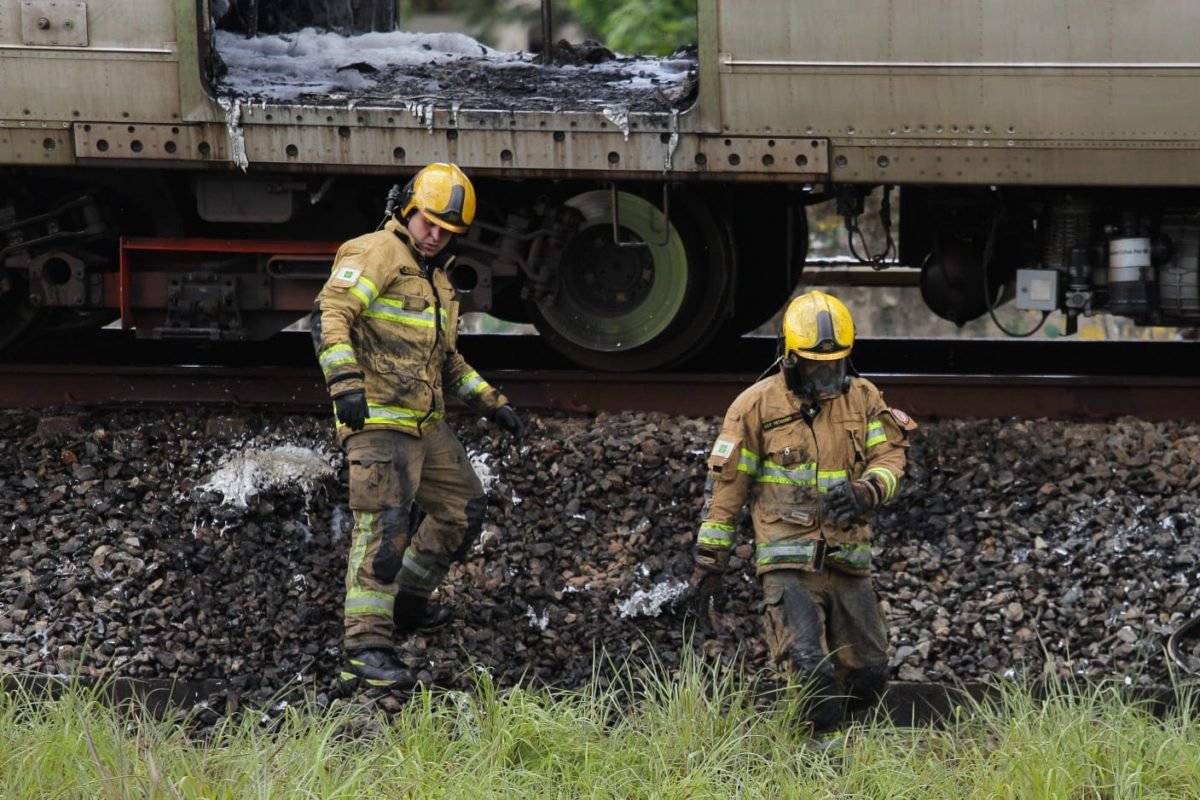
[116,237,341,329]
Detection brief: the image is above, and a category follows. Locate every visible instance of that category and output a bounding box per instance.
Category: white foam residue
[662,110,680,171]
[212,27,689,105]
[330,505,349,543]
[603,105,630,140]
[214,28,511,102]
[217,97,249,171]
[469,450,497,493]
[200,444,336,509]
[617,580,690,619]
[526,605,550,631]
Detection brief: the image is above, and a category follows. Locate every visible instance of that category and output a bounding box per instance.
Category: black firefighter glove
[333,389,368,431]
[489,405,525,441]
[688,565,726,616]
[824,479,879,525]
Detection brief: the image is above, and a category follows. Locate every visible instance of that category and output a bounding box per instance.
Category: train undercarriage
[3,168,1199,370]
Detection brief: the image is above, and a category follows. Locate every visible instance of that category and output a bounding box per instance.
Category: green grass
[3,654,1199,799]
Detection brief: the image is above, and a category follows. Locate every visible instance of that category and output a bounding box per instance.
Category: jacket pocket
[760,436,817,505]
[753,506,824,571]
[402,294,428,312]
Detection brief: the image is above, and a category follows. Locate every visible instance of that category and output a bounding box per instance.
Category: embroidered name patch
[787,508,815,525]
[763,411,805,431]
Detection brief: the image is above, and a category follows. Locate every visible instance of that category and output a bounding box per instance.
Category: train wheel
[724,200,809,337]
[527,189,731,372]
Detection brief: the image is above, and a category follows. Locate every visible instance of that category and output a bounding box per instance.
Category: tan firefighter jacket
[695,371,917,576]
[313,218,508,443]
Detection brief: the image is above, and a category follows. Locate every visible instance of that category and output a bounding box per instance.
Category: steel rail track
[1,363,1198,420]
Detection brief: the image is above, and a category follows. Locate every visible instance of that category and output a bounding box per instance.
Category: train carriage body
[2,0,1198,368]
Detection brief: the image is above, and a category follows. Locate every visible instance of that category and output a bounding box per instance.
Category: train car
[2,0,1199,371]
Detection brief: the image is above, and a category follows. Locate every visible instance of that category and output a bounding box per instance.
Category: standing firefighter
[312,163,524,692]
[690,290,917,737]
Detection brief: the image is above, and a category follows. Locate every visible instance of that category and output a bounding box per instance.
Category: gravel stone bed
[2,408,1198,711]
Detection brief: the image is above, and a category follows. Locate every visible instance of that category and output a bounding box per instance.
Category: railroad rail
[1,363,1198,421]
[2,332,1197,419]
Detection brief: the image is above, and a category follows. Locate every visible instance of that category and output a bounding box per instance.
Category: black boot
[394,597,452,634]
[339,648,417,692]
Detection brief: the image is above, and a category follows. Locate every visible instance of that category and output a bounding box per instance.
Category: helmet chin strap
[781,353,804,394]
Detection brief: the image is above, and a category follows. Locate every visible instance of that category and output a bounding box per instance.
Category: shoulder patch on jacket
[886,407,918,431]
[711,438,736,459]
[330,265,361,288]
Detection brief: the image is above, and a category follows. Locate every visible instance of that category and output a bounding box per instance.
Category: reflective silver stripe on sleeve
[866,419,887,447]
[348,275,380,307]
[453,371,489,400]
[865,466,898,501]
[697,521,734,549]
[318,343,358,377]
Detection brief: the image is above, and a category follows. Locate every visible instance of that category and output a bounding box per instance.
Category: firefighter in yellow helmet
[311,163,523,692]
[689,290,917,739]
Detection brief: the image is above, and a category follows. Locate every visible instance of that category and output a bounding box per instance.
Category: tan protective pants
[760,568,890,731]
[341,422,485,650]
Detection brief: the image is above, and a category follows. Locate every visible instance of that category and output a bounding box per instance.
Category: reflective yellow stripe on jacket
[362,296,447,331]
[335,405,444,431]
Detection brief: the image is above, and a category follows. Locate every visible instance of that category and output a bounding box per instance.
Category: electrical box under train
[2,0,1199,371]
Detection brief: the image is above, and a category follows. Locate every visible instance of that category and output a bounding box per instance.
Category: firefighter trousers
[760,567,890,732]
[341,422,486,651]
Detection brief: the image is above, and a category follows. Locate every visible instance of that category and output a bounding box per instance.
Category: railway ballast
[1,407,1196,711]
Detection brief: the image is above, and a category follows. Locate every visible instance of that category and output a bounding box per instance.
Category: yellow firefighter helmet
[780,291,855,400]
[781,290,856,361]
[398,162,476,233]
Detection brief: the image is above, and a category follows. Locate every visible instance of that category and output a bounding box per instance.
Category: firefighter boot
[394,595,452,635]
[339,649,417,693]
